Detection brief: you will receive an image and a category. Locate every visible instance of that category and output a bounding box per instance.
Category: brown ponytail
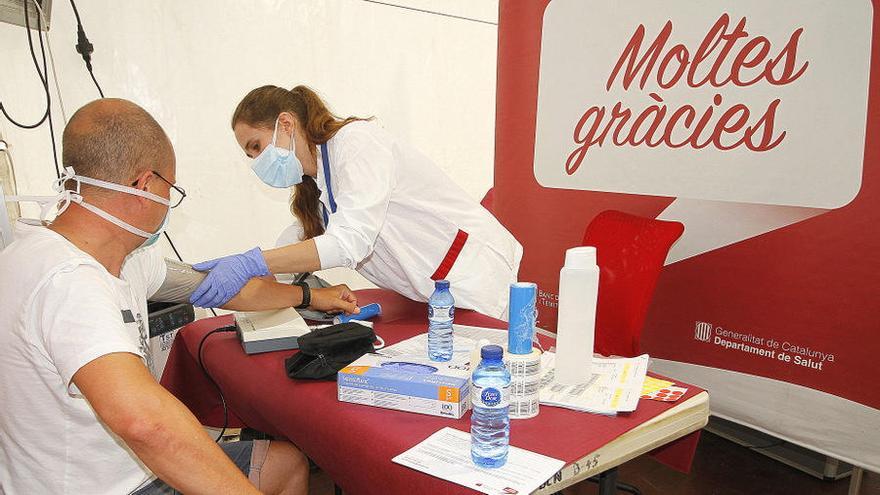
[231,85,370,240]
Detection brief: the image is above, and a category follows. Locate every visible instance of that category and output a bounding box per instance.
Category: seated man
[0,99,357,495]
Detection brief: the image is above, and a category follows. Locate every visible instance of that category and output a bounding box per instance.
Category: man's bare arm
[151,259,358,314]
[73,353,260,495]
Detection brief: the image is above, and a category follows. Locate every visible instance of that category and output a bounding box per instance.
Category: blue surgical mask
[251,117,304,188]
[140,208,170,248]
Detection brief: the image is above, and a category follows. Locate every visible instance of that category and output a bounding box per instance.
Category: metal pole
[848,467,864,495]
[0,188,13,250]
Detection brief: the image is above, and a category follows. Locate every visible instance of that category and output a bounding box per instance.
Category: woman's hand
[310,285,359,315]
[189,247,270,308]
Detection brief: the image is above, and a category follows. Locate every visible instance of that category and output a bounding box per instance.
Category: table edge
[533,391,710,494]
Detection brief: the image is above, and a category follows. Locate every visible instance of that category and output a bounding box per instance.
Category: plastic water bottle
[471,345,511,468]
[427,279,454,361]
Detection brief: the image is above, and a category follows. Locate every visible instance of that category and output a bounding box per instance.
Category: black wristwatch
[294,281,311,309]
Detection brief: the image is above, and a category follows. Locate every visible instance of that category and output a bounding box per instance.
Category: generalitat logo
[694,321,713,342]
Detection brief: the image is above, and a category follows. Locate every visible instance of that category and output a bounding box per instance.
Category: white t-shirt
[0,223,167,494]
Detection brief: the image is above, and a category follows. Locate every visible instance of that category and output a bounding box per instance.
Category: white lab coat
[310,121,522,319]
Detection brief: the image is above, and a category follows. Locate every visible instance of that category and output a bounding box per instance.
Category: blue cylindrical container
[471,345,511,468]
[507,282,537,354]
[427,280,454,361]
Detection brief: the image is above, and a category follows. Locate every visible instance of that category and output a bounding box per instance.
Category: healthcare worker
[190,85,522,319]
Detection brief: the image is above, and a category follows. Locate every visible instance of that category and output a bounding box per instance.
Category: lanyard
[320,142,337,227]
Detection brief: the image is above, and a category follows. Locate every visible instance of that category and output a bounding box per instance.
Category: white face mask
[8,167,171,247]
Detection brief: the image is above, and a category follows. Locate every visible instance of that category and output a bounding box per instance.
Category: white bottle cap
[564,246,597,269]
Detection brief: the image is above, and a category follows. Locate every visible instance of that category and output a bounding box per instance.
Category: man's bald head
[62,99,174,188]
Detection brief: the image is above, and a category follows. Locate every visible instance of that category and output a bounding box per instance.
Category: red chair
[583,210,684,357]
[571,210,685,495]
[480,187,495,213]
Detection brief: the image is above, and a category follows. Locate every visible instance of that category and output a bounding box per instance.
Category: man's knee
[255,440,308,495]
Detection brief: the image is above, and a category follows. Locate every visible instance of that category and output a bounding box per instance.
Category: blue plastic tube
[507,282,537,354]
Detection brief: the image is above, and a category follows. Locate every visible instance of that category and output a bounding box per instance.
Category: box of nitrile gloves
[338,350,471,419]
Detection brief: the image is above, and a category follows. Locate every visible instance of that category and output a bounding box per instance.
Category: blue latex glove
[189,247,270,308]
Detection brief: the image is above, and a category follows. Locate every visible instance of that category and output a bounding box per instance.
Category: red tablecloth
[162,289,702,494]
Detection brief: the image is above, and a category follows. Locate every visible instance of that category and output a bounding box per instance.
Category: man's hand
[310,284,359,315]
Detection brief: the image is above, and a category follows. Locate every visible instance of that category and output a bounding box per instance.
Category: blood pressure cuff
[151,258,206,304]
[284,323,376,380]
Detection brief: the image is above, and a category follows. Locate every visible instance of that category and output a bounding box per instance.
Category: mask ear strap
[74,174,171,206]
[76,201,152,238]
[5,192,79,222]
[9,167,82,222]
[272,117,281,147]
[287,119,296,153]
[277,115,295,153]
[53,167,80,194]
[373,334,385,350]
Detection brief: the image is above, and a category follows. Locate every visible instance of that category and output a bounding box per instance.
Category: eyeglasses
[152,170,187,208]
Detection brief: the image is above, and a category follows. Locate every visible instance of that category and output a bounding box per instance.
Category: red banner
[494,0,879,411]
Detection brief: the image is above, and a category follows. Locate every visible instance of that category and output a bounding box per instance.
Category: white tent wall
[0,0,499,288]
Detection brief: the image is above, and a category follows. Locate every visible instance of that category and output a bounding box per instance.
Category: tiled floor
[307,431,880,495]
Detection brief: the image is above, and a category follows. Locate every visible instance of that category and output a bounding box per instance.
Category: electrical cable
[88,70,104,99]
[69,0,104,98]
[0,3,60,177]
[33,8,60,178]
[163,231,185,265]
[197,326,237,442]
[361,0,497,25]
[0,4,51,130]
[30,0,68,123]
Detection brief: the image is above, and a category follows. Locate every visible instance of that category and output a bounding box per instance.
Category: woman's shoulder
[334,119,380,140]
[332,120,391,155]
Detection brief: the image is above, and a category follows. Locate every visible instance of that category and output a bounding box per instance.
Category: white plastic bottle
[554,246,599,384]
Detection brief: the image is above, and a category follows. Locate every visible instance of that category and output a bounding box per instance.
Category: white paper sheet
[392,427,565,495]
[539,353,649,415]
[378,325,508,361]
